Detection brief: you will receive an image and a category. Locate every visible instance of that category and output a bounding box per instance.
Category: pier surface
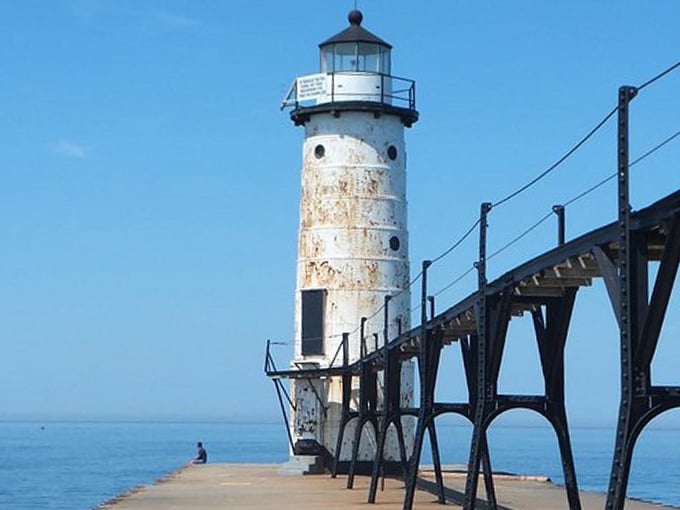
[98,463,673,510]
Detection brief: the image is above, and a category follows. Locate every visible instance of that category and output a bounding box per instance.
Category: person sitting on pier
[192,441,207,464]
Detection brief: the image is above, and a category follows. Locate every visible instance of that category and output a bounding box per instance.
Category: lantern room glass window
[321,43,391,74]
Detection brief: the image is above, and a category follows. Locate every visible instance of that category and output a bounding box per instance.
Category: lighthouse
[282,10,418,470]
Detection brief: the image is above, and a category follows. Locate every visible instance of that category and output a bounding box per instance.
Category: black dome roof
[319,10,392,49]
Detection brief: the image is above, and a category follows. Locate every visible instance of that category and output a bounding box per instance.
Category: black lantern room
[319,10,392,75]
[285,10,418,127]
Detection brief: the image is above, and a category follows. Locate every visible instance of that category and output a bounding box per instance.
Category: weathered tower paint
[282,10,418,468]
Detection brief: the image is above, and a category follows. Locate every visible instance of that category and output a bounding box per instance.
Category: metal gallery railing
[281,71,416,111]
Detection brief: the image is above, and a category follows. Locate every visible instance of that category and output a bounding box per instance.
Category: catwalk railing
[265,71,680,510]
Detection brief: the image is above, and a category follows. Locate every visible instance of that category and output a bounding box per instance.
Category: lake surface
[0,421,677,509]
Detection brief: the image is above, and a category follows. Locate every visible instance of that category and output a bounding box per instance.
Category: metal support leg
[529,289,582,510]
[606,84,639,510]
[368,295,395,503]
[332,416,349,478]
[395,418,410,475]
[479,432,497,508]
[348,361,378,489]
[606,401,647,509]
[427,421,447,503]
[332,334,352,477]
[347,418,365,488]
[403,418,428,509]
[464,418,491,510]
[368,418,390,503]
[606,220,680,508]
[550,406,581,510]
[404,261,446,509]
[464,202,494,510]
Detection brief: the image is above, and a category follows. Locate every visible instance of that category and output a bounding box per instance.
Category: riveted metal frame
[604,86,680,510]
[368,296,411,503]
[265,81,680,507]
[331,333,356,477]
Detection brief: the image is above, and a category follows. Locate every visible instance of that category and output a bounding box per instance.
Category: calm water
[0,421,677,509]
[0,422,289,510]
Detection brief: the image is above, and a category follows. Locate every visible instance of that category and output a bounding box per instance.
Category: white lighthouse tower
[282,10,418,470]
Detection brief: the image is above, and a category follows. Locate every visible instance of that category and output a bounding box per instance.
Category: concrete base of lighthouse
[282,456,407,476]
[279,455,325,475]
[288,368,415,475]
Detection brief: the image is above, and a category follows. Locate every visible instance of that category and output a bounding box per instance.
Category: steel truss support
[272,377,296,454]
[464,202,500,510]
[463,293,584,510]
[402,326,448,509]
[346,317,381,487]
[402,260,497,510]
[264,81,680,510]
[461,334,498,507]
[463,203,583,510]
[346,359,380,488]
[403,260,446,508]
[463,293,507,510]
[368,296,410,503]
[332,333,358,477]
[605,86,680,509]
[531,289,582,510]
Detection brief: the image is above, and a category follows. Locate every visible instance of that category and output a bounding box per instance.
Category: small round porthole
[387,145,398,161]
[314,144,325,159]
[389,236,400,251]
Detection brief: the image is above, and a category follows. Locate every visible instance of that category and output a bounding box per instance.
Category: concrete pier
[97,463,676,510]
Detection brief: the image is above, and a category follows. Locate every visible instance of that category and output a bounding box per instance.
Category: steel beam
[347,359,379,488]
[636,218,680,367]
[463,202,498,510]
[606,84,639,510]
[403,261,446,508]
[332,333,354,477]
[368,296,410,503]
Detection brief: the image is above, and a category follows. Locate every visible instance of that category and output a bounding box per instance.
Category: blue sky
[1,1,679,427]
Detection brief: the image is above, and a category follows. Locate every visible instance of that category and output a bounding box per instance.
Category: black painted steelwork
[403,260,445,508]
[264,84,680,509]
[554,204,566,246]
[331,333,354,478]
[602,86,680,509]
[265,186,680,506]
[346,353,380,487]
[462,202,502,510]
[368,295,411,503]
[264,340,296,454]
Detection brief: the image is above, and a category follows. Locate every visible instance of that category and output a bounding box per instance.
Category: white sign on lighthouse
[282,10,419,472]
[296,73,327,102]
